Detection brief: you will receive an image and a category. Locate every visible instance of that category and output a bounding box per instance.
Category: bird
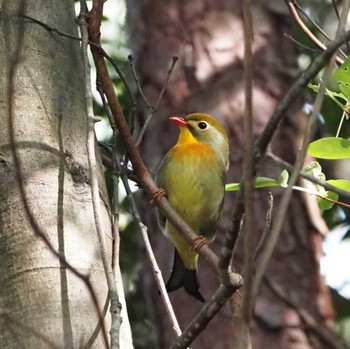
[155,113,229,302]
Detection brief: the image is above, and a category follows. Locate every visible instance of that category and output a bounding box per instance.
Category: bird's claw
[191,235,206,252]
[150,188,166,206]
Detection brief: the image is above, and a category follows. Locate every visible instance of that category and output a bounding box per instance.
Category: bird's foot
[191,235,206,252]
[150,188,166,205]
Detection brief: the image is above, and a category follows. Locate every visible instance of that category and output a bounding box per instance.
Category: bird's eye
[198,122,207,130]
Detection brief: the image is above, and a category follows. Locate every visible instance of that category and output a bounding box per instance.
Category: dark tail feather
[165,249,205,303]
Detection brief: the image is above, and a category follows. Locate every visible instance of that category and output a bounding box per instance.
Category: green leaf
[225,173,287,191]
[302,163,340,210]
[307,137,350,159]
[225,183,240,191]
[255,177,281,188]
[318,191,338,211]
[308,83,348,109]
[303,162,327,195]
[278,169,289,187]
[334,57,350,101]
[303,161,326,180]
[327,179,350,193]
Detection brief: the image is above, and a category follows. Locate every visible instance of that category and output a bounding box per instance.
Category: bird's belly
[165,162,224,238]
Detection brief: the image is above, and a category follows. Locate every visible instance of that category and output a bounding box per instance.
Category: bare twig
[284,33,320,52]
[286,0,344,65]
[95,86,122,281]
[255,28,350,158]
[330,0,350,54]
[128,55,151,107]
[253,193,274,264]
[121,174,183,338]
[233,0,255,348]
[79,2,120,348]
[23,14,134,108]
[134,56,178,147]
[241,0,255,328]
[266,152,350,199]
[169,284,239,349]
[336,110,347,137]
[294,1,347,58]
[219,193,244,269]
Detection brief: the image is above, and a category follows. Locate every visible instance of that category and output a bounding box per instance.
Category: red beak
[169,116,187,127]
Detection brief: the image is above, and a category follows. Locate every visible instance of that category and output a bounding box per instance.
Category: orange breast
[170,142,217,164]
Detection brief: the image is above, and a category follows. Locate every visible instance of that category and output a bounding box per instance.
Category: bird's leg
[150,188,167,205]
[191,235,206,252]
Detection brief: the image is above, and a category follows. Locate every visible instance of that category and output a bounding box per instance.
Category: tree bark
[127,0,338,348]
[0,1,132,348]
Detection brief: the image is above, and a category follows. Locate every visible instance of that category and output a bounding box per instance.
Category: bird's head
[170,113,229,170]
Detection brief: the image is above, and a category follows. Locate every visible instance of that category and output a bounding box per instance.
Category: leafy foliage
[308,137,350,159]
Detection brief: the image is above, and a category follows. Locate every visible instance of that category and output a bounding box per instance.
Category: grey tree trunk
[0,1,132,348]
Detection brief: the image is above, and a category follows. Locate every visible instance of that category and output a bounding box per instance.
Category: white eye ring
[198,122,207,130]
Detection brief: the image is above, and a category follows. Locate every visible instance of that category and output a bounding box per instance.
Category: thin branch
[286,0,344,65]
[336,110,347,137]
[169,284,238,349]
[135,56,178,147]
[22,14,81,41]
[266,152,350,199]
[284,33,320,52]
[255,51,334,317]
[128,54,151,107]
[330,0,350,54]
[294,1,347,58]
[241,0,255,331]
[22,14,134,108]
[253,193,274,265]
[219,192,244,269]
[120,173,183,338]
[97,87,122,276]
[332,0,341,21]
[79,2,120,348]
[254,28,350,159]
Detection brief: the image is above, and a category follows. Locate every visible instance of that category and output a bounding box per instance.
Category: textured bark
[127,1,338,348]
[0,1,131,348]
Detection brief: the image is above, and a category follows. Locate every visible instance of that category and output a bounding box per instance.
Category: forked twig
[287,0,344,65]
[131,55,179,147]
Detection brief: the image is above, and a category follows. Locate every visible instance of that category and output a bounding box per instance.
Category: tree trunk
[127,1,338,348]
[0,1,132,348]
